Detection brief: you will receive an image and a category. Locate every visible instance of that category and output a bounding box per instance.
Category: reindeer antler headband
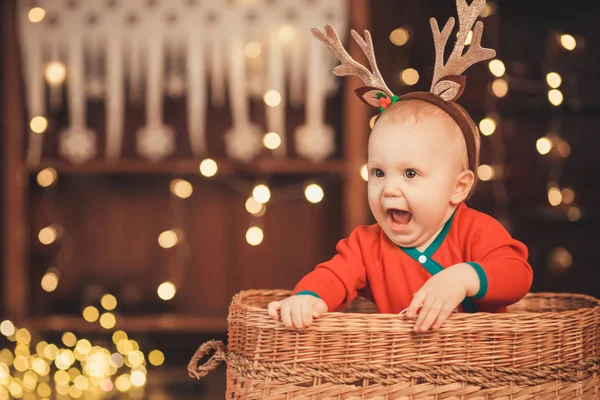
[312,0,496,178]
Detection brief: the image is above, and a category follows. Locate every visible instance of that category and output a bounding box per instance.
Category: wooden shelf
[29,159,347,175]
[24,314,227,333]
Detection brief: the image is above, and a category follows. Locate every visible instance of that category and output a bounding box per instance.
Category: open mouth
[388,209,412,226]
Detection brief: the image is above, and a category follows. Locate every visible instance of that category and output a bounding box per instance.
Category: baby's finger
[280,303,294,329]
[291,305,305,329]
[414,295,435,331]
[406,290,427,318]
[432,303,455,330]
[416,298,443,332]
[267,301,281,320]
[301,302,313,328]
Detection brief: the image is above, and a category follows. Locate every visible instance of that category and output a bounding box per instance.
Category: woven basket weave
[189,290,600,399]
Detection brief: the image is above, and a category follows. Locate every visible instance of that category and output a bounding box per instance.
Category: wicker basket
[188,290,600,399]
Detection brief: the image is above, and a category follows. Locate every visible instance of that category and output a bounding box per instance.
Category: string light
[252,184,271,204]
[170,179,193,199]
[0,321,15,337]
[361,164,369,181]
[82,306,100,322]
[557,140,571,157]
[548,89,563,106]
[263,132,282,150]
[559,34,576,50]
[546,72,562,88]
[148,350,165,367]
[44,62,67,86]
[264,90,282,107]
[548,186,562,206]
[158,230,179,249]
[479,117,497,136]
[37,168,58,187]
[199,158,218,177]
[246,226,264,246]
[488,59,506,77]
[61,332,77,348]
[101,294,118,311]
[480,3,496,18]
[550,247,573,271]
[561,188,575,205]
[157,282,176,300]
[536,137,553,155]
[278,25,295,42]
[28,7,46,23]
[567,206,581,222]
[400,68,419,85]
[99,313,117,329]
[457,30,473,45]
[41,268,59,292]
[304,184,324,204]
[244,41,261,58]
[477,164,496,181]
[30,116,48,134]
[389,27,409,46]
[245,197,265,216]
[491,78,508,97]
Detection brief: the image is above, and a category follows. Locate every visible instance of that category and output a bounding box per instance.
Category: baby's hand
[406,263,479,332]
[267,295,328,329]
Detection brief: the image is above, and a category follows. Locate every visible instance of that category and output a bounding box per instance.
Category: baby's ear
[451,169,475,205]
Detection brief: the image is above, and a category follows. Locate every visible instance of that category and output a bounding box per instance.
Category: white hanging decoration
[17,0,347,165]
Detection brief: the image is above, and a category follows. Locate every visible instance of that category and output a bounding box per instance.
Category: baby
[269,0,533,332]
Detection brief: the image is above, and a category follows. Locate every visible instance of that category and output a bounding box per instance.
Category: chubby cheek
[367,184,385,219]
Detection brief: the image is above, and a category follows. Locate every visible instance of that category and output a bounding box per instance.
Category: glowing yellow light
[536,137,553,155]
[158,230,179,249]
[99,313,116,329]
[62,332,77,348]
[0,321,15,337]
[561,188,575,205]
[477,164,495,181]
[8,381,23,398]
[130,340,140,351]
[28,7,46,23]
[14,356,29,372]
[68,367,81,381]
[75,339,92,355]
[44,61,66,86]
[101,294,118,311]
[15,328,31,345]
[100,379,113,392]
[548,89,563,106]
[22,371,37,391]
[74,375,89,390]
[111,353,124,368]
[83,350,111,379]
[246,226,264,246]
[557,141,571,157]
[36,383,51,398]
[479,117,497,136]
[130,370,146,387]
[36,168,58,187]
[560,34,576,51]
[369,115,378,129]
[263,132,282,150]
[69,386,83,398]
[40,271,59,292]
[400,68,419,85]
[112,330,128,345]
[389,28,409,46]
[304,184,324,204]
[567,206,581,222]
[480,3,496,17]
[170,179,193,199]
[278,25,295,42]
[115,374,132,392]
[15,344,30,358]
[244,197,263,216]
[43,344,58,360]
[456,30,473,45]
[31,358,49,376]
[54,370,69,384]
[244,41,261,58]
[548,187,562,206]
[30,116,48,134]
[546,72,562,89]
[491,79,508,97]
[127,350,144,367]
[361,164,369,181]
[199,158,218,177]
[252,184,271,204]
[148,350,165,366]
[157,282,176,301]
[55,349,75,370]
[550,247,572,270]
[117,339,133,355]
[488,59,506,77]
[38,225,58,245]
[83,306,100,322]
[263,90,281,107]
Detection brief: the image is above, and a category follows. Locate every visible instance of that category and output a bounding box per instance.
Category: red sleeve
[292,226,375,312]
[468,215,533,307]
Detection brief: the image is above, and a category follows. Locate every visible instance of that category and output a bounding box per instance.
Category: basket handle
[187,340,227,380]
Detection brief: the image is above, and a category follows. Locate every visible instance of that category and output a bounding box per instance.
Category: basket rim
[230,289,600,322]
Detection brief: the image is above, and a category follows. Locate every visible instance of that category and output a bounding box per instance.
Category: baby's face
[367,112,469,249]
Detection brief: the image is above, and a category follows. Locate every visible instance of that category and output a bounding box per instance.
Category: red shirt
[293,202,533,314]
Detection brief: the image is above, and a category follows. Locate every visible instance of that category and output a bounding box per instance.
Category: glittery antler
[430,0,496,101]
[312,24,394,108]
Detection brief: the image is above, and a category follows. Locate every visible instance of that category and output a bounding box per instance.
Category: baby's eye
[373,168,384,178]
[404,169,417,178]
